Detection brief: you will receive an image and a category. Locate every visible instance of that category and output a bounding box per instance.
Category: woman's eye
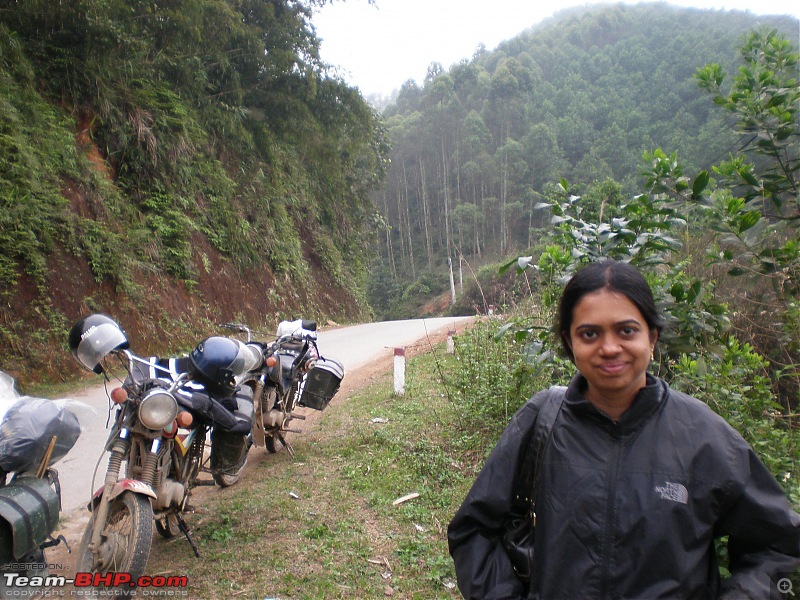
[621,327,638,336]
[580,330,598,340]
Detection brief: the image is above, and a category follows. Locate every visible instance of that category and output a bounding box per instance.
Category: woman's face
[565,288,657,408]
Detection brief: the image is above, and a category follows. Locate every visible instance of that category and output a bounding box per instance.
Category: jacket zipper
[600,423,623,598]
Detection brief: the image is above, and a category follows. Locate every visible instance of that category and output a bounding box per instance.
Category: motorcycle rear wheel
[155,513,181,538]
[211,456,246,487]
[77,491,153,579]
[265,433,287,454]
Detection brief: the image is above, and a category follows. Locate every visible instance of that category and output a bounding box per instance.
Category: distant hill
[373,3,798,295]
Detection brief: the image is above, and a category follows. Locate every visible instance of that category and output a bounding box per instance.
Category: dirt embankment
[2,222,368,389]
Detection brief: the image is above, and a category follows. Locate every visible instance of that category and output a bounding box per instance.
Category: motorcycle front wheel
[77,491,154,579]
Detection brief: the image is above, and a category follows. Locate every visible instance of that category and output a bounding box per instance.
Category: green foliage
[367,267,450,321]
[366,261,405,317]
[202,512,235,543]
[0,0,388,283]
[0,24,82,292]
[0,0,389,378]
[70,217,125,285]
[139,190,197,279]
[450,258,533,317]
[445,317,563,445]
[512,184,732,365]
[695,26,799,218]
[540,180,686,266]
[653,264,730,357]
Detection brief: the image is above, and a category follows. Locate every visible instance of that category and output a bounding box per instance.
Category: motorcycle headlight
[139,390,179,430]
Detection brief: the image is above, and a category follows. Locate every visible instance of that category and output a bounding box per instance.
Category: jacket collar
[564,372,667,431]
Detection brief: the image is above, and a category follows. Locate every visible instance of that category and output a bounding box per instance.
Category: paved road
[52,316,474,513]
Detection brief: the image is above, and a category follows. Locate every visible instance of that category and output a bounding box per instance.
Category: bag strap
[511,386,566,518]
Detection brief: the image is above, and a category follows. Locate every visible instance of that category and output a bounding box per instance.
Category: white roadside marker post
[394,347,405,396]
[447,330,455,354]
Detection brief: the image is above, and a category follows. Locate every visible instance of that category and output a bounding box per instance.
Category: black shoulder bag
[502,386,566,582]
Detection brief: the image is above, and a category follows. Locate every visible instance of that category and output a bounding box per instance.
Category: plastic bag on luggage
[0,371,92,474]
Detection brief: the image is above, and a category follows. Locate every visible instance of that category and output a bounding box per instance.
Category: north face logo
[655,482,688,504]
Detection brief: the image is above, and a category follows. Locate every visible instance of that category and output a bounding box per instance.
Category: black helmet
[190,337,257,396]
[68,314,129,374]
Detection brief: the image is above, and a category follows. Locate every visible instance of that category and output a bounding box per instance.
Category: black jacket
[448,374,800,599]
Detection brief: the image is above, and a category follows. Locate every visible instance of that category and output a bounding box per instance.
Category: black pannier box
[299,358,344,411]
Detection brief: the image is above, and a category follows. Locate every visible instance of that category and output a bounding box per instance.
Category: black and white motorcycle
[67,314,261,582]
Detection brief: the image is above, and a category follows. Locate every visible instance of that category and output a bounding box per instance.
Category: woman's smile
[596,360,627,375]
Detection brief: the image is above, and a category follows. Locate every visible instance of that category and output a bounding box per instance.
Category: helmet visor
[76,322,128,372]
[230,340,262,380]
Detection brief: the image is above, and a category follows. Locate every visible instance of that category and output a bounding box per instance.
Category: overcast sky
[312,0,800,98]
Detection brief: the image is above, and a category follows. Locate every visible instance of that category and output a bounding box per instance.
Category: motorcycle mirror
[301,320,317,331]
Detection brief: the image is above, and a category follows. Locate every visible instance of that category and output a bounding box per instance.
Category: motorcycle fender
[0,476,60,559]
[88,479,158,510]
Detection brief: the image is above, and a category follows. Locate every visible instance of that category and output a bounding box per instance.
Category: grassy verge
[147,345,477,599]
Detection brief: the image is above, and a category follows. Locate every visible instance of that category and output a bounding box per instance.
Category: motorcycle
[221,319,344,456]
[67,314,261,581]
[0,371,89,592]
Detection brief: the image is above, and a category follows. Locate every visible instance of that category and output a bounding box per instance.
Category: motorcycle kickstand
[175,513,201,558]
[42,534,70,552]
[278,433,295,458]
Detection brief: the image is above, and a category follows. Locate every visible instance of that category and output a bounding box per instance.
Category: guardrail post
[394,347,406,396]
[446,330,456,354]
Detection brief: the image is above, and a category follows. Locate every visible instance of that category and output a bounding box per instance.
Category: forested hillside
[372,3,797,315]
[0,0,388,384]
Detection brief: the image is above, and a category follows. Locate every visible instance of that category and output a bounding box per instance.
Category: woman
[448,260,799,599]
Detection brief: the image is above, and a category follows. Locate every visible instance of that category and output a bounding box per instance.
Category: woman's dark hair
[558,260,664,361]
